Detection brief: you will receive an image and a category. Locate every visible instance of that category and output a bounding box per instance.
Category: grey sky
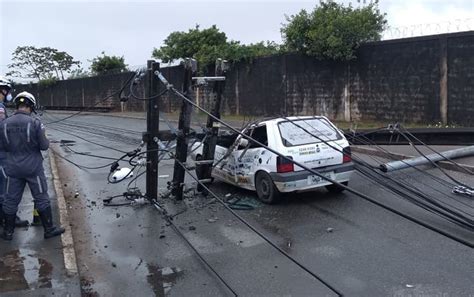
[1,0,473,80]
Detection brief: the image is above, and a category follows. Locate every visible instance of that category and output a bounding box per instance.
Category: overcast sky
[1,0,473,80]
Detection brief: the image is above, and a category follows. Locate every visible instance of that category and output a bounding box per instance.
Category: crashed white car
[191,116,354,204]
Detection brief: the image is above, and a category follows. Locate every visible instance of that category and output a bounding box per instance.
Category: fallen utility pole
[197,59,229,193]
[144,60,160,200]
[380,146,474,172]
[171,58,197,200]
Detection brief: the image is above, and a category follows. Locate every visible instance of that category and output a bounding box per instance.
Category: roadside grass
[60,110,468,130]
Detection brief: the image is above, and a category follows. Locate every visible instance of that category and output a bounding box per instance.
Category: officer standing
[0,91,64,240]
[0,76,29,228]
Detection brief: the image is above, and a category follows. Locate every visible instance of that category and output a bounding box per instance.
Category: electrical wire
[396,127,473,190]
[47,124,129,153]
[151,201,238,297]
[51,148,120,170]
[161,83,474,247]
[400,126,474,175]
[43,71,136,125]
[279,116,474,221]
[165,152,343,297]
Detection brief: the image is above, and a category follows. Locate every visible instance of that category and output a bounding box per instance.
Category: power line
[159,81,473,247]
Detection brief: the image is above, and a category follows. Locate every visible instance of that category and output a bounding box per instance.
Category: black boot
[1,213,15,241]
[0,204,28,227]
[15,215,29,227]
[38,207,65,239]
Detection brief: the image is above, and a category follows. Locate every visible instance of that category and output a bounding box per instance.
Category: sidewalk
[0,152,81,296]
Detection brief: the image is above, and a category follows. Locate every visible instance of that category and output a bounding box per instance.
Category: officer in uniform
[0,77,29,227]
[0,91,64,240]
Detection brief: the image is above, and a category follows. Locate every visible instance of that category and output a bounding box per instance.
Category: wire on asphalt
[161,82,474,247]
[167,152,343,297]
[279,116,474,222]
[42,71,136,125]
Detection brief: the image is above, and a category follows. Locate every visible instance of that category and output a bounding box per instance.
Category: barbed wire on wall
[383,18,474,40]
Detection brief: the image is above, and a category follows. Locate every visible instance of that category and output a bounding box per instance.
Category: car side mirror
[238,138,249,148]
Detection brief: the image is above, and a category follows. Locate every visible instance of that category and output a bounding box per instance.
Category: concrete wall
[15,31,474,126]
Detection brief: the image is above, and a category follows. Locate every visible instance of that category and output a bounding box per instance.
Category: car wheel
[255,171,280,204]
[325,181,348,193]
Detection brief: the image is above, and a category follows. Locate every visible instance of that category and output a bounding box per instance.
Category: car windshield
[278,118,342,147]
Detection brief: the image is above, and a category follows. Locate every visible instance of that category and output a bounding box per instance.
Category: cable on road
[151,201,238,297]
[42,71,136,125]
[160,82,473,247]
[279,116,474,223]
[166,152,343,297]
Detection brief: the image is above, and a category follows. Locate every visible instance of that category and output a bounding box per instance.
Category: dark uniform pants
[0,166,6,205]
[2,170,50,215]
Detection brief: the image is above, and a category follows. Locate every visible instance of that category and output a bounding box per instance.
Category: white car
[191,116,354,204]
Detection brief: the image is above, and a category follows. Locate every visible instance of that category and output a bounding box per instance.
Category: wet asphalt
[0,152,81,297]
[33,111,474,297]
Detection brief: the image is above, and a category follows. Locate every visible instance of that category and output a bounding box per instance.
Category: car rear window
[278,118,342,147]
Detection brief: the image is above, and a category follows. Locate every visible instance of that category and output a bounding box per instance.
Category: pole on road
[144,60,160,200]
[380,146,474,172]
[171,58,197,200]
[197,59,228,193]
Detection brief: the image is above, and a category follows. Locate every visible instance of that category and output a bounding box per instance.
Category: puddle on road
[0,249,53,293]
[147,264,183,297]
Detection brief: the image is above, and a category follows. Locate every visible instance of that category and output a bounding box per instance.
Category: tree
[153,25,228,68]
[281,1,387,60]
[152,25,280,70]
[69,67,90,79]
[224,41,280,62]
[89,52,128,75]
[7,46,80,81]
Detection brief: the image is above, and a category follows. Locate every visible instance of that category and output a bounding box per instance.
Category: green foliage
[224,41,280,62]
[152,25,280,70]
[69,67,90,79]
[281,1,387,60]
[7,46,81,80]
[90,52,128,75]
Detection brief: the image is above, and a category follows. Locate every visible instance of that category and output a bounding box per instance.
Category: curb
[352,146,474,173]
[48,148,79,278]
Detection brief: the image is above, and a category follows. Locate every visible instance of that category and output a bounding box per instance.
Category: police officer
[0,76,29,228]
[0,91,64,240]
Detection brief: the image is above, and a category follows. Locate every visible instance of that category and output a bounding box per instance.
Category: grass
[111,110,468,129]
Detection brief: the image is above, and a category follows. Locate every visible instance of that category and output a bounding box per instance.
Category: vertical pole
[172,58,197,200]
[81,81,85,108]
[439,37,448,125]
[344,63,351,122]
[145,60,160,201]
[197,59,228,193]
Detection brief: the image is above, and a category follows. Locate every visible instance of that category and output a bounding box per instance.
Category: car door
[231,124,269,189]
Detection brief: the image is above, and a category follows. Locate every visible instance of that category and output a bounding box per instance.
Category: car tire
[255,171,280,204]
[325,181,348,193]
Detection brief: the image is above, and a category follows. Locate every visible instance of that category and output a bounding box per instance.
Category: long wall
[16,31,474,125]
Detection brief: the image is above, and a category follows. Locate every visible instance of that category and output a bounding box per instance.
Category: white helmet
[13,91,36,108]
[0,76,12,91]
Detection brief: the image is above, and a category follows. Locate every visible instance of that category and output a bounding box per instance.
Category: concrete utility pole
[172,58,197,200]
[197,59,229,193]
[380,146,474,172]
[144,60,160,201]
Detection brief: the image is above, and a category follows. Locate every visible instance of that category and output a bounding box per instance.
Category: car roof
[257,116,329,126]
